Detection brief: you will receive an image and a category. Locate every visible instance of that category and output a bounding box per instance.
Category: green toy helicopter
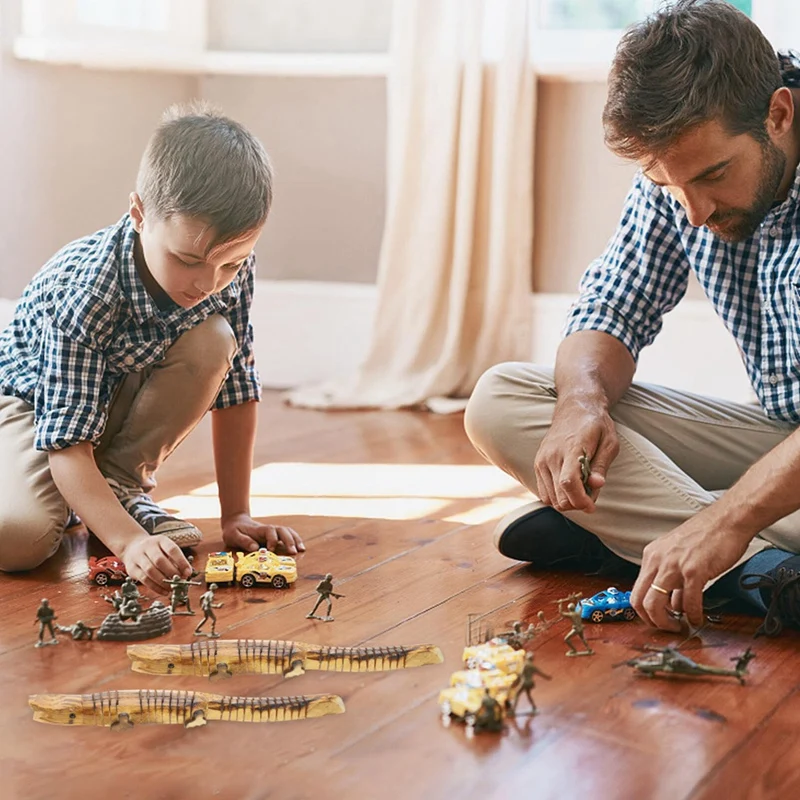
[617,645,755,685]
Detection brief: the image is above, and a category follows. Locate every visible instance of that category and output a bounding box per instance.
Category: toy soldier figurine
[500,621,536,651]
[56,620,95,641]
[187,555,200,579]
[194,584,224,638]
[506,652,551,716]
[558,598,594,657]
[306,574,344,622]
[472,688,504,734]
[164,574,201,615]
[35,599,58,647]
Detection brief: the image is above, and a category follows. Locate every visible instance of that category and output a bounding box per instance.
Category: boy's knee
[0,511,63,572]
[173,314,237,372]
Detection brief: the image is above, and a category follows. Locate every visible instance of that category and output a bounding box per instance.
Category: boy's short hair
[136,101,273,246]
[603,0,783,162]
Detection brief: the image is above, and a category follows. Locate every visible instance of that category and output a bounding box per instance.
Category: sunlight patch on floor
[442,496,533,525]
[186,463,521,498]
[158,462,526,522]
[159,494,449,521]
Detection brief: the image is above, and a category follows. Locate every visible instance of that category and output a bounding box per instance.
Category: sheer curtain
[287,0,535,411]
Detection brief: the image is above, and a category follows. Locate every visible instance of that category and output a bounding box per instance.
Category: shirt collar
[116,214,243,324]
[117,214,161,324]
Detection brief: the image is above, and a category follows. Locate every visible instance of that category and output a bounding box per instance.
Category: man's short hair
[137,101,273,245]
[603,0,783,162]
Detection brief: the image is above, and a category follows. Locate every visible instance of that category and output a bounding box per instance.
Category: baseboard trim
[253,280,754,402]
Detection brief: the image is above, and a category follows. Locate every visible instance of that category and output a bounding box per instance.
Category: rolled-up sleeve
[214,256,262,409]
[563,172,691,362]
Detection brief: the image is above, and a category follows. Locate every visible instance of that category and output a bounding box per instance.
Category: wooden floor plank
[1,394,799,800]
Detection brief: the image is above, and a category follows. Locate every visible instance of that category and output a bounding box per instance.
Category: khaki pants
[0,314,236,572]
[464,363,800,572]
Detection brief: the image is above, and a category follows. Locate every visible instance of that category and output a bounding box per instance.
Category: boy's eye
[224,261,245,272]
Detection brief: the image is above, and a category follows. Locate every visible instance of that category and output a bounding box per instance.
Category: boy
[0,102,304,594]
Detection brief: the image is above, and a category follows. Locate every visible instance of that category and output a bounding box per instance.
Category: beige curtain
[286,0,535,411]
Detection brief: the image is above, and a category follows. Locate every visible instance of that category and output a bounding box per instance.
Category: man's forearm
[48,443,148,556]
[554,330,636,412]
[212,400,257,520]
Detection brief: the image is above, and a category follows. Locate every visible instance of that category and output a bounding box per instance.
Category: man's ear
[129,192,145,233]
[766,86,795,140]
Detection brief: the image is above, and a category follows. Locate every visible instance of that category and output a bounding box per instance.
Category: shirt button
[124,356,135,366]
[769,226,781,237]
[769,374,779,385]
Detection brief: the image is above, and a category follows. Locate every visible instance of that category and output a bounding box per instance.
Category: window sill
[13,36,609,82]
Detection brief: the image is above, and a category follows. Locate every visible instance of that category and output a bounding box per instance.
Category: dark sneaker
[107,478,202,548]
[739,555,800,637]
[493,502,638,578]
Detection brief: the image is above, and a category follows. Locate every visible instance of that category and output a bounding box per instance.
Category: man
[465,0,800,636]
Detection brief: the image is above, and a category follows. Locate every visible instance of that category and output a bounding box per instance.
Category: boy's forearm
[48,443,148,557]
[554,330,636,412]
[212,401,257,520]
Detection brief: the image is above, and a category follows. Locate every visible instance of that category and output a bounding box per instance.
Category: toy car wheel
[94,572,110,586]
[590,610,605,623]
[623,608,637,621]
[240,574,257,589]
[271,575,288,589]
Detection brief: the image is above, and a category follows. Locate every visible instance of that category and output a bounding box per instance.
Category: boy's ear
[129,192,145,233]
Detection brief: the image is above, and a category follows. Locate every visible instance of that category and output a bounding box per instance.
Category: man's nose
[678,188,715,228]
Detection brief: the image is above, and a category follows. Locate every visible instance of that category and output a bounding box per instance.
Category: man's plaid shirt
[0,214,261,451]
[564,164,800,424]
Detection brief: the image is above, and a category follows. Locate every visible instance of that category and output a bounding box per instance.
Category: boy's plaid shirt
[564,164,800,425]
[0,214,261,451]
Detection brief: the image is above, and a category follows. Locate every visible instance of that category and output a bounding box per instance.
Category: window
[19,0,205,57]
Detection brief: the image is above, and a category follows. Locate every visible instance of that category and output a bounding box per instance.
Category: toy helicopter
[617,645,755,685]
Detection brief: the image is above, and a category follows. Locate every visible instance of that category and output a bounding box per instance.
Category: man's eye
[704,172,725,183]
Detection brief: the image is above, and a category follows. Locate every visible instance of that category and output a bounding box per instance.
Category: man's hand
[534,396,619,512]
[119,536,192,595]
[222,512,306,556]
[630,514,753,631]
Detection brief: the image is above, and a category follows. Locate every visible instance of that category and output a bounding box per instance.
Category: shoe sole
[161,528,203,548]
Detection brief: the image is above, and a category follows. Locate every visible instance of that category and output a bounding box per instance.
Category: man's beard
[706,140,787,242]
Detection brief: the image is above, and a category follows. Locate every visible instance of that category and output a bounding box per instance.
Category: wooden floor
[3,394,799,800]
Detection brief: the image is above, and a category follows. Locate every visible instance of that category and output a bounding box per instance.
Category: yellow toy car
[438,669,516,731]
[461,641,525,674]
[204,552,235,586]
[234,548,298,589]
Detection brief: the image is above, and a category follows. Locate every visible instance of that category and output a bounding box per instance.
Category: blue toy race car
[580,587,637,623]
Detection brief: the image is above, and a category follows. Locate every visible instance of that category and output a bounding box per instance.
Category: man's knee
[465,362,554,460]
[171,314,237,374]
[0,512,63,572]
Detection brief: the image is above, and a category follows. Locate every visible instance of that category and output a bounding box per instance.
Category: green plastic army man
[194,584,224,638]
[35,599,58,648]
[472,688,504,733]
[164,574,201,615]
[506,652,551,716]
[306,574,344,622]
[558,598,594,657]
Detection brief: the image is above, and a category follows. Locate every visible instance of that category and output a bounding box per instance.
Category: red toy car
[88,556,129,586]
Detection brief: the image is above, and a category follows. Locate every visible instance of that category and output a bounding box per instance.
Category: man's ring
[649,582,671,595]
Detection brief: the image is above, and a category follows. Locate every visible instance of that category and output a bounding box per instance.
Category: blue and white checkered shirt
[564,165,800,423]
[0,214,262,451]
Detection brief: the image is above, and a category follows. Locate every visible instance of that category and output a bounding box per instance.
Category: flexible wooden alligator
[29,689,345,729]
[128,638,444,679]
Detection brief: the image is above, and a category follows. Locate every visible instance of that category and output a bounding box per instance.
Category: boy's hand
[222,513,305,556]
[119,536,192,595]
